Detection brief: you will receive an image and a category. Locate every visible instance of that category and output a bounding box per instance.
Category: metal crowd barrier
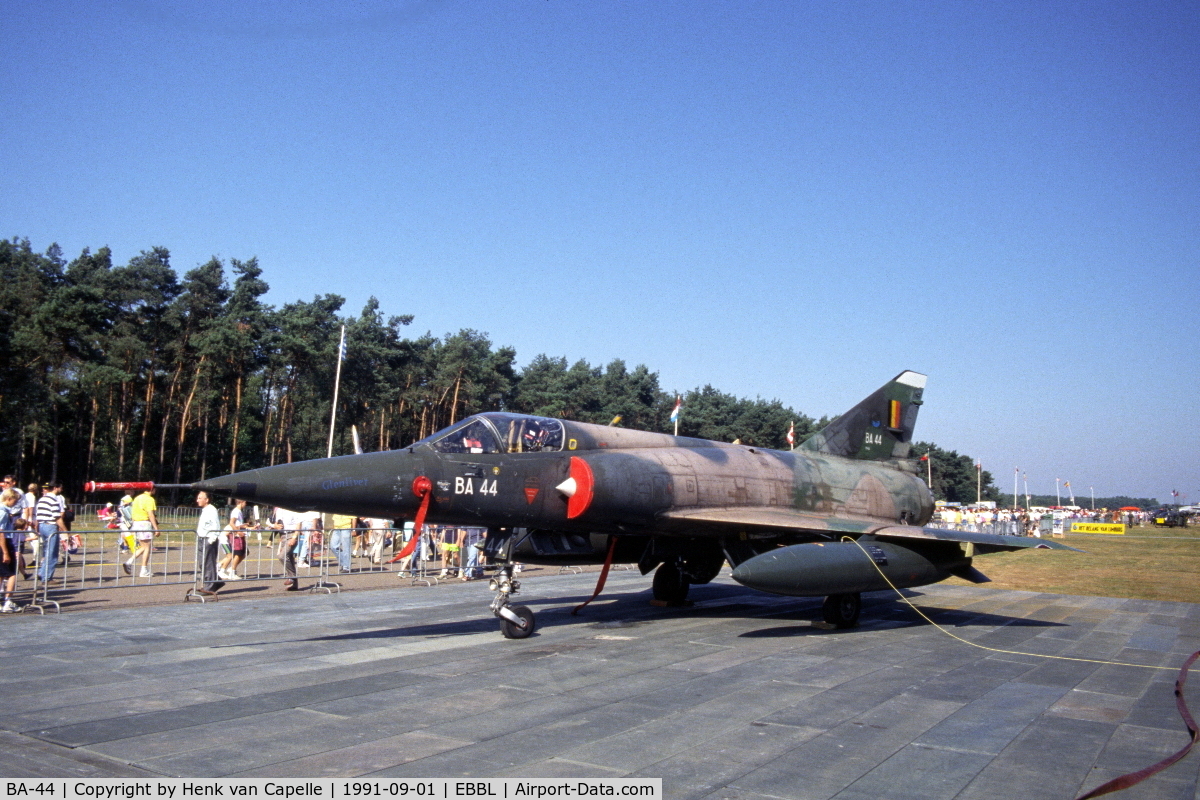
[70,503,203,525]
[933,520,1035,536]
[10,524,493,613]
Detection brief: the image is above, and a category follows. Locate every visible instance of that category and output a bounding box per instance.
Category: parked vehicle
[1150,508,1188,528]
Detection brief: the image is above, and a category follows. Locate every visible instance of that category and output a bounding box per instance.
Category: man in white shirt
[195,492,224,595]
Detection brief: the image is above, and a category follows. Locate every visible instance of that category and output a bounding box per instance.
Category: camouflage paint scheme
[197,371,1073,631]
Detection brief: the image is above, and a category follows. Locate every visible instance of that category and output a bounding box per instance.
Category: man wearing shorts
[123,487,158,578]
[440,527,461,577]
[219,498,249,580]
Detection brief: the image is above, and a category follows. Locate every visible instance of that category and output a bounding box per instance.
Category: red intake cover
[566,456,594,519]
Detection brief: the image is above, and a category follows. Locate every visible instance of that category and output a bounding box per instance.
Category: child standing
[0,488,24,612]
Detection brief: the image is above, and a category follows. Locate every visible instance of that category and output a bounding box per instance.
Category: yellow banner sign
[1069,523,1126,535]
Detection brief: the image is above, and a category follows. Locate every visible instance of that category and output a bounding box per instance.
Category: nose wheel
[490,565,536,639]
[499,604,535,638]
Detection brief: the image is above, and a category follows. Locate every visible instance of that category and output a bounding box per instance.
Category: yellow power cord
[844,536,1198,798]
[844,536,1174,672]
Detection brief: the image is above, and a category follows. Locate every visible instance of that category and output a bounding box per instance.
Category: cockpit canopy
[424,413,565,455]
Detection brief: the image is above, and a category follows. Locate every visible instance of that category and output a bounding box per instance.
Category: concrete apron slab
[0,571,1197,800]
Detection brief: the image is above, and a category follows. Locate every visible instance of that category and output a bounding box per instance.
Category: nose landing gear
[490,565,535,639]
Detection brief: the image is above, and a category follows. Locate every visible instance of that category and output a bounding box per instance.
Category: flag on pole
[919,454,929,461]
[669,397,681,424]
[786,421,795,448]
[327,324,347,459]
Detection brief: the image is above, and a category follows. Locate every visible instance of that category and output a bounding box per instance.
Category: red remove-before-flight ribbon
[390,476,432,563]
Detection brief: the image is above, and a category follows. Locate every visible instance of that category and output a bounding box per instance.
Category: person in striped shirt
[35,483,66,584]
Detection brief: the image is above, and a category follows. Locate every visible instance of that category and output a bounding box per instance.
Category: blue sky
[3,1,1197,502]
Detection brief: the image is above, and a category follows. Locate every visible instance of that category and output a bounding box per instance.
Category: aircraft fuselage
[197,414,934,543]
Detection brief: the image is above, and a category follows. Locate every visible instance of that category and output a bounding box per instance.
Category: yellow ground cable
[843,536,1173,672]
[843,536,1199,799]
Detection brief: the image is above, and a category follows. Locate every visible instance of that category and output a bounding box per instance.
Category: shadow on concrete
[218,580,1066,650]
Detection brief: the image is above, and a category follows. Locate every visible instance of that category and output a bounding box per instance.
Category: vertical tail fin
[799,371,926,460]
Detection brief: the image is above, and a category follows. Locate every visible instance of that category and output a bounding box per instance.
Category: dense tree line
[1024,495,1159,510]
[1,238,1001,504]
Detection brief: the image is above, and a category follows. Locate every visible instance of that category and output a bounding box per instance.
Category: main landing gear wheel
[499,605,535,639]
[822,592,861,629]
[652,561,690,604]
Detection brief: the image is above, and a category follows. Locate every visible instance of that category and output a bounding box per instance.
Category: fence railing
[70,503,202,525]
[12,524,495,614]
[932,520,1033,536]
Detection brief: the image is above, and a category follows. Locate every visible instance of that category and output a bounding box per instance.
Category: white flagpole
[326,325,346,459]
[1013,467,1019,510]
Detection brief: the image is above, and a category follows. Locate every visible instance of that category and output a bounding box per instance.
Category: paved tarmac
[1,569,1198,800]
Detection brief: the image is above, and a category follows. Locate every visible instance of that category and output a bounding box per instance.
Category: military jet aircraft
[184,370,1069,638]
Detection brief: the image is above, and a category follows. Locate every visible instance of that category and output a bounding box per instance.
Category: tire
[822,592,861,629]
[500,605,535,639]
[683,549,726,585]
[652,562,690,604]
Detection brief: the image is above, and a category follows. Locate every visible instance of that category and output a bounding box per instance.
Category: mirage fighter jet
[187,370,1070,638]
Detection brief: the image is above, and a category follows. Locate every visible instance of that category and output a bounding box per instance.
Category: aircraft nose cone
[196,450,422,518]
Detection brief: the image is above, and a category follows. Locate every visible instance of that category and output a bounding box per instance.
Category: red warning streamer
[1075,648,1200,799]
[571,535,618,616]
[389,476,433,563]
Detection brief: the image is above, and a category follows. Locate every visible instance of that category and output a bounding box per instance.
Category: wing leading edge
[657,507,1081,552]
